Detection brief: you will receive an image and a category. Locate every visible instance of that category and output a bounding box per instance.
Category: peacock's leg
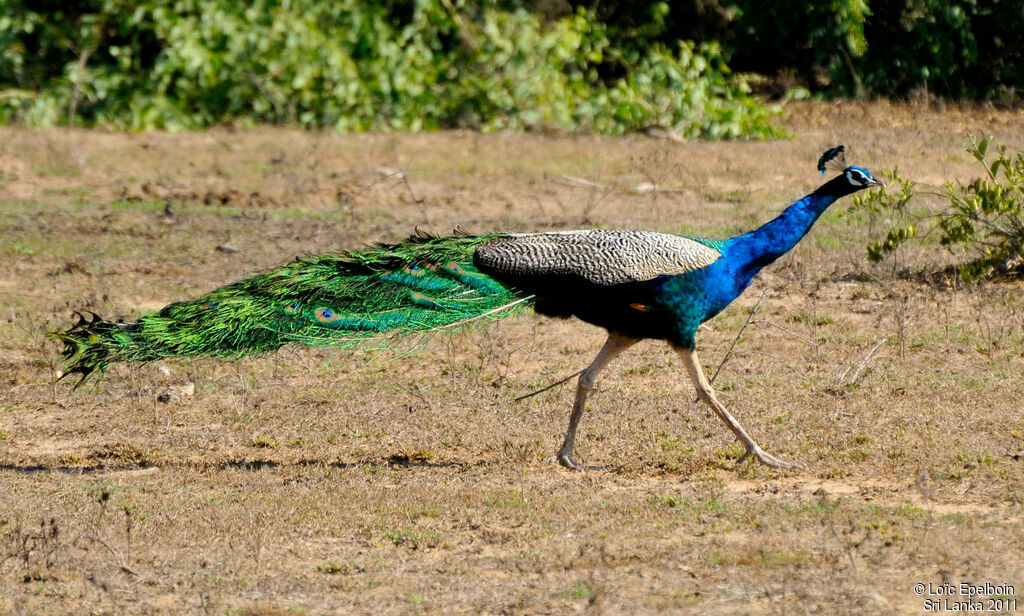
[673,345,804,470]
[556,332,638,471]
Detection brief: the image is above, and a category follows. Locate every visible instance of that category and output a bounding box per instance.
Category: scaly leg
[673,345,804,470]
[556,332,638,470]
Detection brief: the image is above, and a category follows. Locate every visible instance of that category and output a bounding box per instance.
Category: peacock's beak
[868,177,885,188]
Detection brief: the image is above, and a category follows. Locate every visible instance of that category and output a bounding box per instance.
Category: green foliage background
[577,0,1021,101]
[0,0,780,137]
[1,1,1020,134]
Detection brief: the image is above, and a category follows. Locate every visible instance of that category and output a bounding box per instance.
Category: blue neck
[723,189,840,290]
[662,173,869,335]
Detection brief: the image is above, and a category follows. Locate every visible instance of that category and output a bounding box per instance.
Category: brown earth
[1,101,1023,614]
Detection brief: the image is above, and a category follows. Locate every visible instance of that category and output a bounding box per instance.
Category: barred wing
[474,229,722,286]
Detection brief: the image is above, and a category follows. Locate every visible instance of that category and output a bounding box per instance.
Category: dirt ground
[1,101,1023,614]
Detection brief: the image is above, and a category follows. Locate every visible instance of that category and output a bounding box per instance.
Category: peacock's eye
[321,309,333,319]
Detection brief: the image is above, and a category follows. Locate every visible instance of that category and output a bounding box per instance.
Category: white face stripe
[846,169,868,185]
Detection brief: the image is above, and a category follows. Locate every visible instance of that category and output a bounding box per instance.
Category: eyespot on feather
[315,308,342,322]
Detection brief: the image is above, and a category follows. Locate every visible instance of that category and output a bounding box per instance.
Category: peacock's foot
[553,449,585,471]
[738,444,805,470]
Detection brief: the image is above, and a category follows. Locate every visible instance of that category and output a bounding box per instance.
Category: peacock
[52,146,882,470]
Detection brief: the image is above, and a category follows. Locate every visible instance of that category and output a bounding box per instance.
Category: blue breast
[651,230,793,346]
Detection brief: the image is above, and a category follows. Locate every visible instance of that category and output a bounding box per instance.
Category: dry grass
[1,101,1023,614]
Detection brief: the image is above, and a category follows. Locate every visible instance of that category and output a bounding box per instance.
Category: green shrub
[853,136,1024,280]
[0,0,782,138]
[559,0,1022,101]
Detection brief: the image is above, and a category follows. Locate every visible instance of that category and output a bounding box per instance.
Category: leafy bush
[853,137,1024,280]
[557,0,1022,101]
[717,0,1021,99]
[0,0,782,138]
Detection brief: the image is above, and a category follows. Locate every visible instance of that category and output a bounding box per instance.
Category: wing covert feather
[474,230,721,286]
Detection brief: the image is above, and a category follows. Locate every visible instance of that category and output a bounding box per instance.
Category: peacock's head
[816,145,884,196]
[843,165,884,189]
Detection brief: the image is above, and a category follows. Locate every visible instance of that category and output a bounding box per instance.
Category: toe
[556,451,584,471]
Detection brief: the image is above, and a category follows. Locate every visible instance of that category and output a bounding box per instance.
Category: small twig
[401,171,431,226]
[339,169,404,210]
[632,182,686,194]
[750,319,819,347]
[401,170,424,204]
[554,174,605,189]
[383,374,428,404]
[831,338,887,393]
[513,370,584,403]
[82,534,136,575]
[709,287,769,386]
[388,157,430,225]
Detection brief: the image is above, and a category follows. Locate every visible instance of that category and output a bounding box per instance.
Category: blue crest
[817,145,846,175]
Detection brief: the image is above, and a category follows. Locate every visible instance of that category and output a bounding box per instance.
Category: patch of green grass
[567,582,594,600]
[3,238,41,258]
[483,492,528,509]
[317,562,349,574]
[790,309,835,327]
[654,432,696,454]
[647,492,686,509]
[108,199,166,212]
[382,528,440,549]
[416,505,441,518]
[757,549,812,567]
[247,436,280,449]
[955,450,996,468]
[41,186,91,198]
[34,162,82,178]
[405,592,425,604]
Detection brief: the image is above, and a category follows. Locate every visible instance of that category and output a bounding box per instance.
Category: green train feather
[51,231,531,384]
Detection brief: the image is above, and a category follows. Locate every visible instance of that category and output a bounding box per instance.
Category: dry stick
[554,175,605,189]
[387,157,431,226]
[833,337,887,391]
[383,373,428,404]
[339,169,404,211]
[709,286,769,385]
[513,369,584,403]
[401,171,431,226]
[749,319,819,347]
